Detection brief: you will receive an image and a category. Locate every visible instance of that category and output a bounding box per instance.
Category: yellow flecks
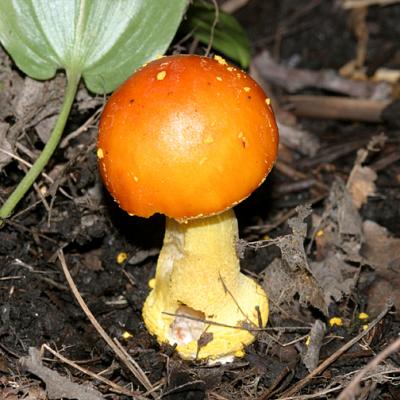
[227,66,234,72]
[97,148,104,159]
[237,73,242,78]
[214,55,227,65]
[362,324,369,331]
[204,135,214,144]
[238,132,248,147]
[116,252,128,264]
[156,54,163,59]
[148,278,156,289]
[157,71,167,80]
[358,312,369,320]
[199,157,207,165]
[128,212,135,217]
[329,317,343,327]
[316,229,324,237]
[133,176,139,183]
[265,98,271,105]
[141,62,148,68]
[305,336,311,346]
[234,349,245,357]
[262,234,270,240]
[243,87,251,92]
[122,331,133,340]
[216,76,223,81]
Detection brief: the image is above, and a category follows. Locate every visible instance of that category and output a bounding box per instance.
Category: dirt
[1,1,400,399]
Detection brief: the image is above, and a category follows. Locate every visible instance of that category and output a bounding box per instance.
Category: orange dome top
[97,54,278,220]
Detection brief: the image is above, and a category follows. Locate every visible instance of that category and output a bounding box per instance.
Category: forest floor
[1,0,400,399]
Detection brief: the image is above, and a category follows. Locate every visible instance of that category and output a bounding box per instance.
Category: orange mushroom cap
[97,54,278,220]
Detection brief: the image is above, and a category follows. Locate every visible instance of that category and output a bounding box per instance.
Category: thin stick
[279,304,392,398]
[221,0,251,13]
[60,107,102,148]
[285,95,390,122]
[337,336,400,400]
[42,344,141,398]
[205,0,220,56]
[58,249,155,397]
[342,0,400,9]
[0,147,72,199]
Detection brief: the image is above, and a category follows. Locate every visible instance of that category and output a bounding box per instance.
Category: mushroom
[97,54,278,361]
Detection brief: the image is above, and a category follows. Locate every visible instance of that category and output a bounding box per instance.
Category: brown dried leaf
[347,146,378,210]
[362,220,400,317]
[0,47,24,120]
[0,122,12,170]
[302,320,326,372]
[35,115,58,143]
[311,254,358,305]
[315,179,363,261]
[14,76,65,144]
[197,332,213,353]
[76,85,103,112]
[262,206,328,316]
[263,258,327,316]
[20,347,103,400]
[362,220,400,272]
[347,164,377,209]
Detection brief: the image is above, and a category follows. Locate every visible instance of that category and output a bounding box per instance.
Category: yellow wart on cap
[214,55,227,65]
[157,71,167,80]
[204,135,214,144]
[238,132,248,147]
[97,148,104,159]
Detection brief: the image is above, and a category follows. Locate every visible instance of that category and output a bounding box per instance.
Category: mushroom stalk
[143,209,268,361]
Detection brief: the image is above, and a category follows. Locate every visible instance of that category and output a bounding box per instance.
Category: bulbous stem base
[142,209,268,361]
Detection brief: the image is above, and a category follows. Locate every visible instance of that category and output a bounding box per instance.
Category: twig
[20,347,103,400]
[60,107,102,148]
[279,303,392,398]
[298,139,369,169]
[58,249,155,397]
[250,62,320,157]
[253,50,389,99]
[205,0,219,57]
[221,0,251,13]
[162,311,310,332]
[244,194,326,237]
[338,336,400,400]
[285,95,391,122]
[0,147,73,199]
[42,344,140,398]
[342,0,400,8]
[258,367,291,400]
[160,380,205,398]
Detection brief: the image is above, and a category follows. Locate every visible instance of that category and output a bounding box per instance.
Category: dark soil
[1,1,400,399]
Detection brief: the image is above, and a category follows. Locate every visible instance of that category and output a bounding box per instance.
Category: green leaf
[0,0,188,93]
[182,1,251,68]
